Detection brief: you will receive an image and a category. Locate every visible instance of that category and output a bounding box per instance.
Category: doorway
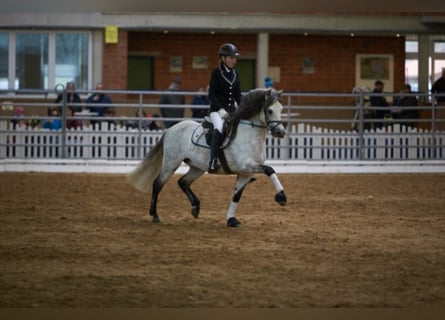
[237,59,256,91]
[127,55,154,90]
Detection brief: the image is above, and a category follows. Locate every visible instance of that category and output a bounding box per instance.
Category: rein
[239,103,284,132]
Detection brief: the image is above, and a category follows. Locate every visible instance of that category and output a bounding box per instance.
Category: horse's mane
[228,88,282,139]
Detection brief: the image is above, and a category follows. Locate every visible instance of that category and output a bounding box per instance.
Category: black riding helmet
[218,43,240,57]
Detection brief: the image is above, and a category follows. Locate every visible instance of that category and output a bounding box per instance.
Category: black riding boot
[208,130,221,173]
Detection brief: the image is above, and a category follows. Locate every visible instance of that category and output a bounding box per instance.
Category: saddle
[191,117,234,149]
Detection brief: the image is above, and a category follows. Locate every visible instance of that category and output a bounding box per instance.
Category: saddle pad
[191,125,209,148]
[191,124,230,149]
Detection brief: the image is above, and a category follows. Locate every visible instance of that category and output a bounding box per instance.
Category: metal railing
[1,87,444,161]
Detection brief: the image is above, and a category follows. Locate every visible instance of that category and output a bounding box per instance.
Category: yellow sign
[105,25,118,44]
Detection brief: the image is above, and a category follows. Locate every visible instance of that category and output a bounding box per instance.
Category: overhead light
[163,30,168,34]
[304,32,308,36]
[350,33,355,37]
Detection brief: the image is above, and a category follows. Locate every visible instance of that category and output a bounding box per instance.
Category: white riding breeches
[209,110,224,133]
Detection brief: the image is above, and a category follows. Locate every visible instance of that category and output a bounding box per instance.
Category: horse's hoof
[227,217,241,228]
[191,205,200,219]
[275,191,287,205]
[152,215,161,223]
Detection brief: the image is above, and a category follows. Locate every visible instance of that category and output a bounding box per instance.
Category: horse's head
[232,88,286,138]
[261,88,286,138]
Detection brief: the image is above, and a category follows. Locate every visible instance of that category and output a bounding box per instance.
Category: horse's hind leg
[149,176,163,223]
[178,166,205,218]
[149,164,179,223]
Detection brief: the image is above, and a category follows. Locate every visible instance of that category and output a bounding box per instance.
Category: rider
[207,43,242,173]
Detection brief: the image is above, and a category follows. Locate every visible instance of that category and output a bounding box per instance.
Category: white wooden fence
[1,120,444,161]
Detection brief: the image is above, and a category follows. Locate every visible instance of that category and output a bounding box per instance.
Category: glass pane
[15,33,49,90]
[55,33,89,90]
[405,40,418,53]
[434,41,445,54]
[405,59,418,92]
[433,60,445,82]
[0,33,8,89]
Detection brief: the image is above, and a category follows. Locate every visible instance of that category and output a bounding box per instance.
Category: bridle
[239,98,286,133]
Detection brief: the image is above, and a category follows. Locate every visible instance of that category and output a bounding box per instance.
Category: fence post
[55,83,68,159]
[358,90,365,160]
[431,99,437,159]
[137,92,143,159]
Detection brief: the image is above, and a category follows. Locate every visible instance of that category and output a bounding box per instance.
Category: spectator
[105,107,119,130]
[370,80,391,129]
[86,82,112,127]
[66,106,83,130]
[42,107,62,130]
[126,110,161,131]
[431,67,445,104]
[149,114,162,131]
[159,77,185,129]
[190,85,210,120]
[51,81,82,116]
[264,76,274,88]
[11,106,28,129]
[394,84,419,128]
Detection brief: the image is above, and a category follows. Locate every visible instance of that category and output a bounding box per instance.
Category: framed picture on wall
[170,56,182,72]
[192,56,208,69]
[355,54,394,94]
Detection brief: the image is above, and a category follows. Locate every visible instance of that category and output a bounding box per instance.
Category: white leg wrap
[270,173,284,193]
[226,201,238,220]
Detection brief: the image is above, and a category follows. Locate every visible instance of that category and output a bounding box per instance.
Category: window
[16,33,49,90]
[405,59,418,92]
[2,31,91,91]
[405,40,418,53]
[0,33,8,89]
[55,33,89,90]
[434,41,445,54]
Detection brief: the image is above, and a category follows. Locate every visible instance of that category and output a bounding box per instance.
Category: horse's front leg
[260,164,287,205]
[225,174,252,227]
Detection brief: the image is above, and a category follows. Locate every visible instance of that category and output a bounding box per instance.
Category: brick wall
[104,30,405,96]
[269,34,405,93]
[103,29,128,91]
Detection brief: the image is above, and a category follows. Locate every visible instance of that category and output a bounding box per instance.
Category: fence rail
[1,88,444,161]
[1,121,444,161]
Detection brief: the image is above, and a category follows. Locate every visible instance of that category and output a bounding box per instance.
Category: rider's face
[223,55,237,69]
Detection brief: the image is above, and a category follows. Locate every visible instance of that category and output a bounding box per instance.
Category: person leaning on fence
[11,106,29,129]
[431,67,445,105]
[86,82,113,128]
[370,80,391,129]
[66,107,83,130]
[51,81,82,116]
[159,77,185,129]
[190,84,210,120]
[393,84,419,128]
[125,110,147,130]
[105,107,119,130]
[42,107,62,130]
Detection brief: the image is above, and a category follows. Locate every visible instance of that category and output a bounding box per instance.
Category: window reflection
[0,33,8,89]
[55,33,89,90]
[15,33,48,89]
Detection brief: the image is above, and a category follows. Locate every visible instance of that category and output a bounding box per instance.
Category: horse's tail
[128,134,164,192]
